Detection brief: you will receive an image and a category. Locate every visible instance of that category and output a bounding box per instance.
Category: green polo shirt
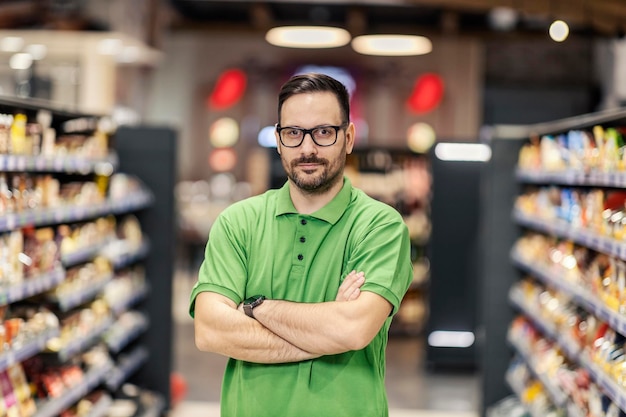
[189,176,413,417]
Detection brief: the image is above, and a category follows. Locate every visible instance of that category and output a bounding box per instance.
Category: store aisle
[170,269,481,416]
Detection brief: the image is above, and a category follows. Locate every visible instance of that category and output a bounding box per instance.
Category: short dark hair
[277,73,350,125]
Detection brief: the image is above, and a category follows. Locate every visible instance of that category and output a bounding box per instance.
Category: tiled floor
[169,270,481,417]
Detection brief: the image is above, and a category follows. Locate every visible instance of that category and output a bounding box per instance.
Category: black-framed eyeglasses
[276,123,347,148]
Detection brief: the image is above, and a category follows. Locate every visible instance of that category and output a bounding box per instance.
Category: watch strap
[243,295,265,318]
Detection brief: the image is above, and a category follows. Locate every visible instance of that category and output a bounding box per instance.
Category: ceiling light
[488,7,518,31]
[428,331,475,348]
[351,34,432,56]
[407,122,436,153]
[265,26,351,49]
[9,53,33,70]
[434,143,492,162]
[549,20,569,42]
[1,36,24,52]
[209,117,239,148]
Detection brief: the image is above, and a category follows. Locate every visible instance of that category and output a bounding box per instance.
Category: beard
[283,154,345,195]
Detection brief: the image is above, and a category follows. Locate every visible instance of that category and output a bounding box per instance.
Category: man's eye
[316,127,334,137]
[286,129,301,137]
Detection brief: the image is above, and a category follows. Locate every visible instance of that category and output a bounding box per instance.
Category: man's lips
[295,160,324,170]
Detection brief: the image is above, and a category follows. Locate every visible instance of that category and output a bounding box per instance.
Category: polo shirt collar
[275,176,352,224]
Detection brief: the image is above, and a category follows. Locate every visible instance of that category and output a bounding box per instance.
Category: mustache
[292,156,327,165]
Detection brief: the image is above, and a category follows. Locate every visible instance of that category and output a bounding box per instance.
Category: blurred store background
[0,1,626,416]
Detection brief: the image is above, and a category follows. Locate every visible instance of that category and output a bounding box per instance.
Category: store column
[79,48,117,115]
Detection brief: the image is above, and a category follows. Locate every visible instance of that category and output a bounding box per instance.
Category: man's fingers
[336,270,365,301]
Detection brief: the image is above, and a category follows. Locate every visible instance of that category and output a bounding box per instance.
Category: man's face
[276,92,354,194]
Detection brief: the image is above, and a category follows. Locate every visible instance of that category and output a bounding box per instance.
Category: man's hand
[335,270,365,302]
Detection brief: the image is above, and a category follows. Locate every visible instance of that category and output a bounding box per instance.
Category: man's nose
[300,132,318,153]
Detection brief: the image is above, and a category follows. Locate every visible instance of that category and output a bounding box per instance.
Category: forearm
[194,292,319,363]
[253,300,354,355]
[252,292,390,355]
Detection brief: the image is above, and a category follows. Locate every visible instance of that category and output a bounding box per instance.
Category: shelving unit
[480,107,626,416]
[0,98,172,416]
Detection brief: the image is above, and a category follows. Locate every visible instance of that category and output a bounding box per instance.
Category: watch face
[243,295,265,318]
[245,295,265,306]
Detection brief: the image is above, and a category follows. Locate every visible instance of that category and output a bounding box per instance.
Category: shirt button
[300,219,307,225]
[300,236,306,243]
[297,254,304,261]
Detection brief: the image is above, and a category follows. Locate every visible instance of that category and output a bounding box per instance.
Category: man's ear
[345,122,356,154]
[275,130,281,154]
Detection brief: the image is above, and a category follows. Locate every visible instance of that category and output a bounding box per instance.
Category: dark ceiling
[168,0,626,39]
[0,1,623,42]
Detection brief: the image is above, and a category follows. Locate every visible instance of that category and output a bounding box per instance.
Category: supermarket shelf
[511,250,626,337]
[61,240,112,268]
[105,313,149,354]
[516,168,626,188]
[106,346,149,391]
[85,393,113,417]
[0,266,65,306]
[509,284,626,414]
[55,316,114,362]
[579,353,626,413]
[63,238,150,271]
[507,331,569,407]
[505,369,545,417]
[507,355,586,417]
[139,393,166,417]
[508,287,581,360]
[33,361,114,417]
[108,284,149,316]
[0,190,154,233]
[507,335,586,417]
[0,153,119,174]
[51,274,114,312]
[0,328,59,372]
[105,239,151,270]
[513,210,626,261]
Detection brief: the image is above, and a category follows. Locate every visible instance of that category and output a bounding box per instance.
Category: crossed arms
[193,271,393,363]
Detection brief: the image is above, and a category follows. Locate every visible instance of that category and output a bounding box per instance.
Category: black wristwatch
[243,295,266,318]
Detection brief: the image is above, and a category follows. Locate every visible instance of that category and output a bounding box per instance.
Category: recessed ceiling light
[351,34,432,56]
[1,36,24,53]
[9,53,32,70]
[549,20,569,42]
[265,26,351,49]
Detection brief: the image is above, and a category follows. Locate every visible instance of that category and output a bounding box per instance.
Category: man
[190,73,413,416]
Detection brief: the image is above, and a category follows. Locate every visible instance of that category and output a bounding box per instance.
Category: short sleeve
[348,214,413,316]
[188,213,248,317]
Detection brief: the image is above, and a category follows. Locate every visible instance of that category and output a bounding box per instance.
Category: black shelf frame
[115,126,177,411]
